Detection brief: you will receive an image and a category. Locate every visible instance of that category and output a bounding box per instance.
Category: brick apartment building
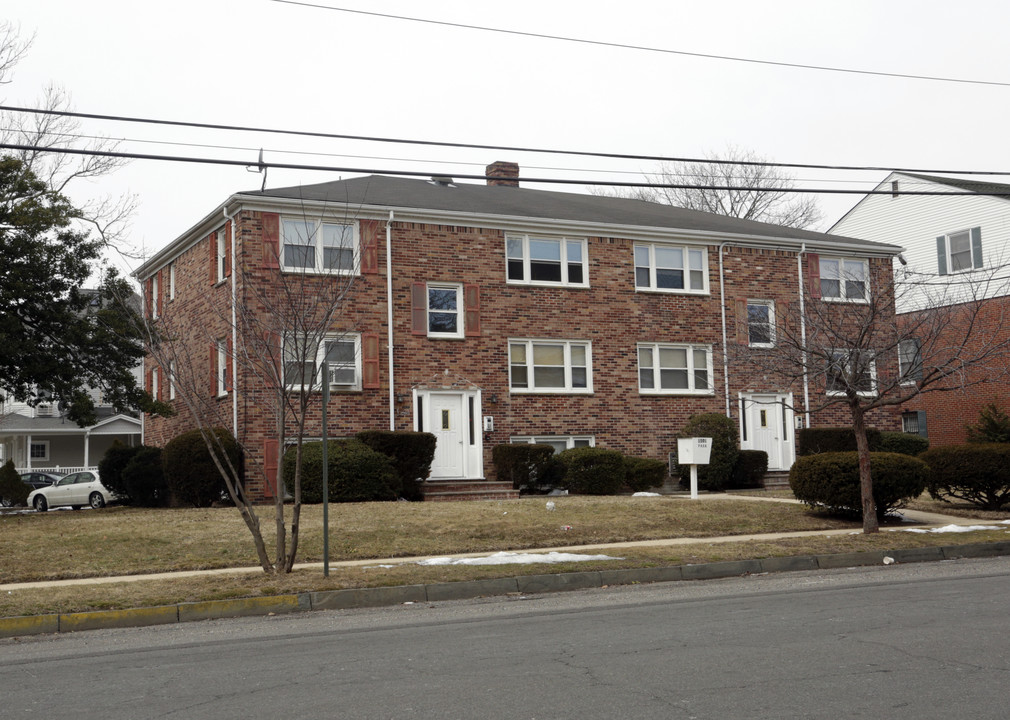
[135,162,904,499]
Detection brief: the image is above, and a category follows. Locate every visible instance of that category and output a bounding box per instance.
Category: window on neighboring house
[505,235,588,286]
[426,284,463,338]
[819,257,868,301]
[510,435,595,454]
[151,273,159,319]
[216,228,228,283]
[29,441,49,462]
[509,339,591,393]
[638,343,713,394]
[937,227,982,275]
[634,244,707,294]
[216,340,228,397]
[169,360,176,401]
[747,300,775,347]
[898,339,923,384]
[283,333,361,392]
[169,262,176,300]
[826,350,877,396]
[281,218,356,273]
[902,410,927,437]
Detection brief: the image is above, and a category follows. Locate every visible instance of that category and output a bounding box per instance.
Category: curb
[4,539,1010,639]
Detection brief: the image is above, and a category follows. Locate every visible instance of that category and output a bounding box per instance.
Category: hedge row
[920,444,1010,510]
[492,444,668,495]
[798,427,929,457]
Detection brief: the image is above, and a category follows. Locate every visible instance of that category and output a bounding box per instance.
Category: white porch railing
[16,466,97,476]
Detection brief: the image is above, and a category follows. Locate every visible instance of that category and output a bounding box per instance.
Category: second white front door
[429,393,466,478]
[741,393,794,471]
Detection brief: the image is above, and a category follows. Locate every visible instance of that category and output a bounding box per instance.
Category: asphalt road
[5,556,1010,719]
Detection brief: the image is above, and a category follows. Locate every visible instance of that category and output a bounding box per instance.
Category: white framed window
[426,283,463,338]
[215,340,228,397]
[509,339,592,393]
[168,360,176,401]
[819,257,868,302]
[898,339,922,384]
[510,435,595,454]
[747,300,775,347]
[634,243,708,294]
[151,273,159,319]
[151,366,160,401]
[505,234,588,287]
[638,343,713,394]
[937,227,982,275]
[169,262,176,300]
[281,218,357,273]
[216,228,228,283]
[826,350,877,397]
[283,333,361,392]
[29,441,50,461]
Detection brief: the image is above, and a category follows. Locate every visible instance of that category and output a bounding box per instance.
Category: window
[509,339,591,393]
[819,257,868,301]
[29,441,49,462]
[634,244,707,294]
[898,339,922,384]
[169,262,176,300]
[283,333,361,392]
[151,273,159,319]
[216,340,228,397]
[638,343,713,394]
[902,411,927,437]
[510,435,595,453]
[505,235,588,286]
[937,227,982,275]
[426,284,463,338]
[826,350,876,396]
[168,360,176,401]
[281,218,356,273]
[151,366,160,401]
[216,229,228,283]
[747,300,775,347]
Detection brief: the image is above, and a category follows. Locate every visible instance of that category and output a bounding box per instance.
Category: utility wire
[270,0,1010,89]
[4,104,1010,177]
[3,141,1008,197]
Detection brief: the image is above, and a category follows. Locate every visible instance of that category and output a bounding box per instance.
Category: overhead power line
[3,104,1010,178]
[270,0,1010,89]
[3,141,1008,197]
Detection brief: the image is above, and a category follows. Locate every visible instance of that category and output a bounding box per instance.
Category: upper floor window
[168,262,176,300]
[168,360,176,401]
[898,339,922,384]
[216,229,228,283]
[638,343,713,395]
[283,333,361,392]
[426,284,463,338]
[506,235,588,287]
[826,349,876,397]
[747,300,775,347]
[216,340,229,397]
[509,339,591,393]
[937,227,982,275]
[634,244,707,294]
[282,218,356,273]
[151,273,160,319]
[819,257,868,302]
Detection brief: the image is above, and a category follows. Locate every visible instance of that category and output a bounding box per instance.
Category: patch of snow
[899,524,1002,534]
[632,492,662,497]
[416,551,622,566]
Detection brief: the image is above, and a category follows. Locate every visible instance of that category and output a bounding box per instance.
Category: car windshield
[57,476,76,486]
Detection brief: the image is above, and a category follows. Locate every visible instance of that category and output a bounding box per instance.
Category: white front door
[741,393,794,471]
[429,393,466,478]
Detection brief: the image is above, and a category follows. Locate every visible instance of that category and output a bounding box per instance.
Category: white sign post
[677,437,713,499]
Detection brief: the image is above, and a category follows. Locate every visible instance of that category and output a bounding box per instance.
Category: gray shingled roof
[239,175,898,251]
[898,172,1010,196]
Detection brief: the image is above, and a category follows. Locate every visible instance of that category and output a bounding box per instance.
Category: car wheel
[0,496,11,508]
[89,493,106,509]
[33,495,48,512]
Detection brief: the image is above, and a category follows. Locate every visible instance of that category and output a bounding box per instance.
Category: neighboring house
[830,171,1010,445]
[135,162,904,499]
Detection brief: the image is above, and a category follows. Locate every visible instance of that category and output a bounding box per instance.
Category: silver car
[28,471,115,511]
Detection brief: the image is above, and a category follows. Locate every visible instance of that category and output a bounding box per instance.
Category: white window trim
[151,273,159,319]
[941,228,979,274]
[283,333,362,393]
[508,338,593,394]
[168,262,176,300]
[634,243,709,295]
[29,440,50,462]
[280,217,359,275]
[426,283,464,339]
[216,228,228,284]
[747,300,776,348]
[819,256,869,303]
[637,342,715,395]
[826,350,878,398]
[216,340,228,398]
[168,360,176,401]
[510,435,596,452]
[505,234,589,288]
[151,366,159,401]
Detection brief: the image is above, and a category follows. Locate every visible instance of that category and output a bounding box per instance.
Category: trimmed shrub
[492,443,557,491]
[285,439,399,504]
[98,441,142,500]
[797,427,883,456]
[121,446,167,507]
[162,428,238,507]
[0,459,29,507]
[677,413,739,492]
[730,450,768,488]
[789,451,928,519]
[920,444,1010,510]
[623,456,668,493]
[877,431,929,456]
[965,403,1010,443]
[557,447,626,495]
[355,430,436,501]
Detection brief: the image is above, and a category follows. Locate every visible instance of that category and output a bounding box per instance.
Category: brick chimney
[486,161,520,187]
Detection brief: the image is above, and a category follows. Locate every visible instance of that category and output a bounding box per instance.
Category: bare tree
[735,258,1010,533]
[601,146,823,230]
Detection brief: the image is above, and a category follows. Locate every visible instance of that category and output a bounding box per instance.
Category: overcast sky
[7,0,1010,279]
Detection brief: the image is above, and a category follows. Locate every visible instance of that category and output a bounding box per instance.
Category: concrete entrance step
[421,479,520,502]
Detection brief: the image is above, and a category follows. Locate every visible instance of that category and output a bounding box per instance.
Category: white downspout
[797,244,811,429]
[225,207,238,436]
[718,242,731,415]
[386,211,395,431]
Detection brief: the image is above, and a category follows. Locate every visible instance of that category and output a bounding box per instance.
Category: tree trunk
[851,403,878,534]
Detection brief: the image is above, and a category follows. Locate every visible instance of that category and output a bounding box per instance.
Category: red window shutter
[226,338,234,392]
[736,298,748,345]
[363,333,381,388]
[224,221,232,278]
[262,439,279,500]
[464,283,481,337]
[777,301,789,338]
[360,219,379,274]
[145,368,152,395]
[807,254,821,299]
[156,367,163,402]
[263,331,282,381]
[411,282,427,335]
[262,213,280,269]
